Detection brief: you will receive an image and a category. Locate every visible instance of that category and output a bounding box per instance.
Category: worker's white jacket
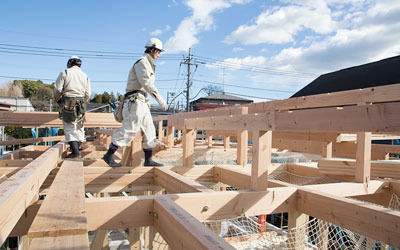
[112,53,165,148]
[54,66,91,142]
[54,66,91,102]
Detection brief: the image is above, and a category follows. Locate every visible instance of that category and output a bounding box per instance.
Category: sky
[0,0,399,107]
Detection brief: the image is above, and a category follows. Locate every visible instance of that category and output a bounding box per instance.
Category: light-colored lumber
[167,125,174,148]
[0,112,121,127]
[185,102,400,132]
[244,83,400,113]
[29,234,89,250]
[182,128,195,167]
[154,167,214,193]
[0,136,65,146]
[0,159,31,167]
[251,130,271,191]
[0,142,65,244]
[297,188,400,248]
[28,160,87,238]
[90,230,108,250]
[153,196,235,250]
[355,132,371,184]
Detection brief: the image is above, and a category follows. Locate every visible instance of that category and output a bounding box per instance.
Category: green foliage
[4,126,32,139]
[90,91,122,103]
[12,80,55,111]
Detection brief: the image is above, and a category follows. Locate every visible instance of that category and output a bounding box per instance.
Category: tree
[0,81,24,97]
[203,84,223,96]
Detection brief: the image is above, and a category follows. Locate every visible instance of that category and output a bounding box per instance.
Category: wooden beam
[355,132,371,185]
[154,167,214,193]
[0,136,65,146]
[167,126,175,148]
[297,188,400,248]
[318,158,400,179]
[28,160,87,238]
[0,112,121,128]
[182,128,195,167]
[185,102,400,132]
[0,159,31,167]
[85,196,153,231]
[153,196,235,250]
[0,142,65,244]
[251,130,271,191]
[29,234,89,250]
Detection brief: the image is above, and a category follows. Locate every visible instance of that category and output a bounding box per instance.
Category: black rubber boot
[143,148,163,167]
[66,141,81,158]
[103,143,121,167]
[78,141,83,151]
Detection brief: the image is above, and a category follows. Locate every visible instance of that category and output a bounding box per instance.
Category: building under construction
[0,83,400,249]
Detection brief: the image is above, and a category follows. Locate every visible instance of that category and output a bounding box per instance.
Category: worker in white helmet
[103,38,168,167]
[54,56,91,158]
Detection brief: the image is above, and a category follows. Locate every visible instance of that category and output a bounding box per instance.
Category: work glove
[157,98,168,111]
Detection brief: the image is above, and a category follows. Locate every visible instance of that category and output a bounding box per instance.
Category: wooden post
[128,228,141,250]
[322,141,332,158]
[177,130,182,140]
[207,135,213,148]
[355,132,371,186]
[158,121,163,141]
[182,128,195,167]
[251,130,271,191]
[237,130,248,166]
[167,126,175,148]
[287,210,308,250]
[131,132,142,167]
[224,135,230,149]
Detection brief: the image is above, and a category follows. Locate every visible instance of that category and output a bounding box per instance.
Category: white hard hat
[69,55,80,60]
[145,38,164,52]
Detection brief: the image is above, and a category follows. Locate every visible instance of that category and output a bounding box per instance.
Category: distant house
[0,97,34,111]
[291,55,400,97]
[190,94,253,111]
[0,101,14,111]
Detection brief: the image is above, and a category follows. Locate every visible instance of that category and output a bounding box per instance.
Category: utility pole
[181,48,197,112]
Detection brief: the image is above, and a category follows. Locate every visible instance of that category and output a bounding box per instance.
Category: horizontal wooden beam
[245,83,400,113]
[185,102,400,132]
[0,112,121,127]
[0,142,65,244]
[29,234,89,250]
[318,158,400,179]
[154,168,214,194]
[28,160,87,238]
[297,188,400,248]
[153,196,234,249]
[0,136,65,146]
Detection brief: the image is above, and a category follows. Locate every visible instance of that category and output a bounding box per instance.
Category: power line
[193,78,294,93]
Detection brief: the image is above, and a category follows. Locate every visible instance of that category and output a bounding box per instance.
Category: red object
[257,214,267,232]
[196,104,228,110]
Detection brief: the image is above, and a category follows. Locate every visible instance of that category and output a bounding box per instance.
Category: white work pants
[63,118,85,142]
[112,99,157,149]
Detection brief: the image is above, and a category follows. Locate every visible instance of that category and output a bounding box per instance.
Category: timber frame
[0,83,400,249]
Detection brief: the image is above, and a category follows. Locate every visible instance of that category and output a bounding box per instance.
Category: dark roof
[291,55,400,98]
[196,94,252,102]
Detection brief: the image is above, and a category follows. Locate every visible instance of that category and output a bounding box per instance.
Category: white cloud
[168,0,178,8]
[165,0,252,53]
[224,0,338,45]
[150,25,171,36]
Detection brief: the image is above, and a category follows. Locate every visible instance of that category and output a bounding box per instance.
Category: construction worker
[103,38,168,167]
[54,56,91,158]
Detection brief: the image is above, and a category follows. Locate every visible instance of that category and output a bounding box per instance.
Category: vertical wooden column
[131,132,142,167]
[237,130,248,166]
[224,135,230,149]
[287,210,308,250]
[207,135,213,148]
[158,120,163,141]
[182,128,195,167]
[105,135,111,148]
[355,132,372,186]
[177,130,182,140]
[167,126,175,148]
[251,130,271,191]
[322,141,332,158]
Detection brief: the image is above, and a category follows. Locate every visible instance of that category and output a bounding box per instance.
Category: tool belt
[124,90,147,99]
[59,96,86,123]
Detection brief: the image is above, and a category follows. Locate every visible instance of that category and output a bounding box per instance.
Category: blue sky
[1,0,399,106]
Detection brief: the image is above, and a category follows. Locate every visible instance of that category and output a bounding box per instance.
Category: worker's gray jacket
[126,53,165,105]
